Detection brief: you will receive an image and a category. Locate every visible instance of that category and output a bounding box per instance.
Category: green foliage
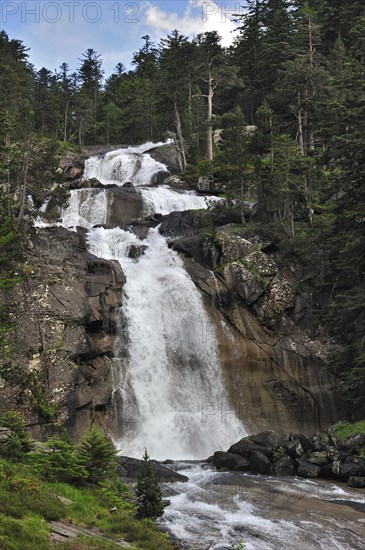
[77,427,118,485]
[332,420,365,442]
[271,446,286,463]
[136,450,164,520]
[30,437,88,484]
[0,411,32,460]
[0,513,52,550]
[31,387,58,421]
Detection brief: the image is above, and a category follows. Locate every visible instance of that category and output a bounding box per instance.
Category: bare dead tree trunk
[188,73,193,142]
[63,100,69,142]
[207,66,214,163]
[174,100,187,171]
[298,91,305,156]
[17,145,29,228]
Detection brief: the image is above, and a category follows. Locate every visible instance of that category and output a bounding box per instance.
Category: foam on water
[158,463,364,550]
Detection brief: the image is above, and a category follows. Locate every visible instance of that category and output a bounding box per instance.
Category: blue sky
[1,1,247,77]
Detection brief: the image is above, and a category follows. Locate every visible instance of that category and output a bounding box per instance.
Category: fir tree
[77,427,118,484]
[136,450,164,519]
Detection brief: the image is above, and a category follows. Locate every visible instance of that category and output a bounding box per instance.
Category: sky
[1,0,247,77]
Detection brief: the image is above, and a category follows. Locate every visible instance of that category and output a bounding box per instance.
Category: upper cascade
[84,141,170,187]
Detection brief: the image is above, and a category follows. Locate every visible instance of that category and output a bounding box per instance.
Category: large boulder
[171,235,220,269]
[223,262,267,305]
[286,439,305,459]
[273,456,296,476]
[339,457,365,481]
[215,227,256,261]
[250,451,272,475]
[116,456,188,483]
[320,460,341,479]
[228,432,285,459]
[213,451,250,471]
[145,143,181,174]
[197,175,226,194]
[348,476,365,488]
[296,459,321,478]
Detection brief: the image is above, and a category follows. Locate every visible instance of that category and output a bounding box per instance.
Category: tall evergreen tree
[76,49,104,145]
[136,450,164,519]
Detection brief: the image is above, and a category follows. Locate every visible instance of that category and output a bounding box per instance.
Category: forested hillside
[1,0,364,415]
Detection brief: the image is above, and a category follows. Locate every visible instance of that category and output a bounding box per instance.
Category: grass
[0,457,177,550]
[0,513,51,550]
[332,419,365,442]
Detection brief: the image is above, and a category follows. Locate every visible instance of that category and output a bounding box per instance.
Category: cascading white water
[141,185,219,216]
[61,189,109,229]
[84,142,169,186]
[53,140,245,459]
[87,226,244,459]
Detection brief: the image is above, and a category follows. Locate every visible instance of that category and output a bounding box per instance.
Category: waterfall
[141,185,219,217]
[61,189,109,229]
[84,142,169,187]
[54,141,245,459]
[87,226,244,459]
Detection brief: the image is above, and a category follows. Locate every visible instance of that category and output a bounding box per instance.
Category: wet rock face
[0,227,125,441]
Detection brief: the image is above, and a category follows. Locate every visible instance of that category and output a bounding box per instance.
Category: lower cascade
[59,142,245,459]
[87,226,244,459]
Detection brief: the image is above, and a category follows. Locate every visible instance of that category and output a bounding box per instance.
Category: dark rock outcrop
[117,456,189,483]
[145,142,181,174]
[0,227,125,441]
[212,451,250,471]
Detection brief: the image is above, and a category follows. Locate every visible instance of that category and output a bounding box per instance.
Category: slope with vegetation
[0,411,174,550]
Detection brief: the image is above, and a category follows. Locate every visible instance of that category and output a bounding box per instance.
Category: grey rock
[116,456,188,483]
[296,459,321,478]
[348,476,365,488]
[250,451,272,475]
[286,440,304,459]
[273,456,296,476]
[213,451,250,471]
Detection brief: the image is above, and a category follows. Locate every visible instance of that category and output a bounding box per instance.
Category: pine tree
[30,436,87,483]
[136,450,164,519]
[76,49,104,145]
[77,427,118,484]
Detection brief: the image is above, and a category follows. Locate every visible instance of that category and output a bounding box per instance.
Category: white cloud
[143,0,240,47]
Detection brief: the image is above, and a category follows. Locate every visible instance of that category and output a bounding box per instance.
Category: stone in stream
[339,457,365,481]
[212,451,250,471]
[116,456,189,483]
[249,451,272,475]
[347,476,365,488]
[273,456,296,476]
[296,459,321,478]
